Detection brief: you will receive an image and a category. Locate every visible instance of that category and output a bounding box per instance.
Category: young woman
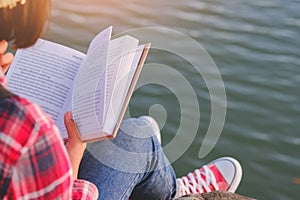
[0,0,242,199]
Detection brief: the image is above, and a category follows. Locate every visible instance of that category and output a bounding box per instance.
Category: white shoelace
[175,165,219,198]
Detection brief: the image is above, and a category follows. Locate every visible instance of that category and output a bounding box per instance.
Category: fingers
[64,111,86,148]
[0,40,8,54]
[64,111,81,142]
[1,52,14,73]
[64,111,86,179]
[1,52,14,64]
[0,40,14,74]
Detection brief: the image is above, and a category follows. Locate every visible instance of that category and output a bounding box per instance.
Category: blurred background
[49,0,300,199]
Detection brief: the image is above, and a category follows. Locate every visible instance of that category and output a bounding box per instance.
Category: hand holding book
[64,111,86,179]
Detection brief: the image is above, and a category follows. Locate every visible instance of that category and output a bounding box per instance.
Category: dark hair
[0,0,51,48]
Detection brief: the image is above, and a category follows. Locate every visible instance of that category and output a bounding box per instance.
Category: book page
[103,44,144,134]
[103,36,139,134]
[87,26,112,54]
[72,29,111,140]
[122,45,146,99]
[6,39,85,138]
[103,36,139,120]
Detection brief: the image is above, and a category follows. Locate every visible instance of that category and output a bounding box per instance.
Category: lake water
[50,0,300,199]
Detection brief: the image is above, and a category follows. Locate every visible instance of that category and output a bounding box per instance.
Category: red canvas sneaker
[175,157,242,198]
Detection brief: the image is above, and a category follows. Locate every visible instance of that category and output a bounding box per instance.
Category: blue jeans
[78,117,177,200]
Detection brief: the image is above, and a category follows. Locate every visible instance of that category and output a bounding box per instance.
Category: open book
[6,26,150,142]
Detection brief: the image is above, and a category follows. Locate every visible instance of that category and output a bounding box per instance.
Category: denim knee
[84,117,161,173]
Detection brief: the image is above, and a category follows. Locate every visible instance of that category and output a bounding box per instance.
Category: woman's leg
[78,117,177,200]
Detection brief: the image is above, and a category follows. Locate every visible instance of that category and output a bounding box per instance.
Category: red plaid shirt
[0,71,98,199]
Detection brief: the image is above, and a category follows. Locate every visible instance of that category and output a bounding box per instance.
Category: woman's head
[0,0,51,48]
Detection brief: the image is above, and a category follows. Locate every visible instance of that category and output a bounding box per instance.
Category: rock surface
[176,191,255,200]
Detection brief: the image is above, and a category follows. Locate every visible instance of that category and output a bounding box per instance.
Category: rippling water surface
[50,0,300,199]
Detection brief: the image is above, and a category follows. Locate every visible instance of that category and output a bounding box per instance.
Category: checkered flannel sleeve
[0,71,98,199]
